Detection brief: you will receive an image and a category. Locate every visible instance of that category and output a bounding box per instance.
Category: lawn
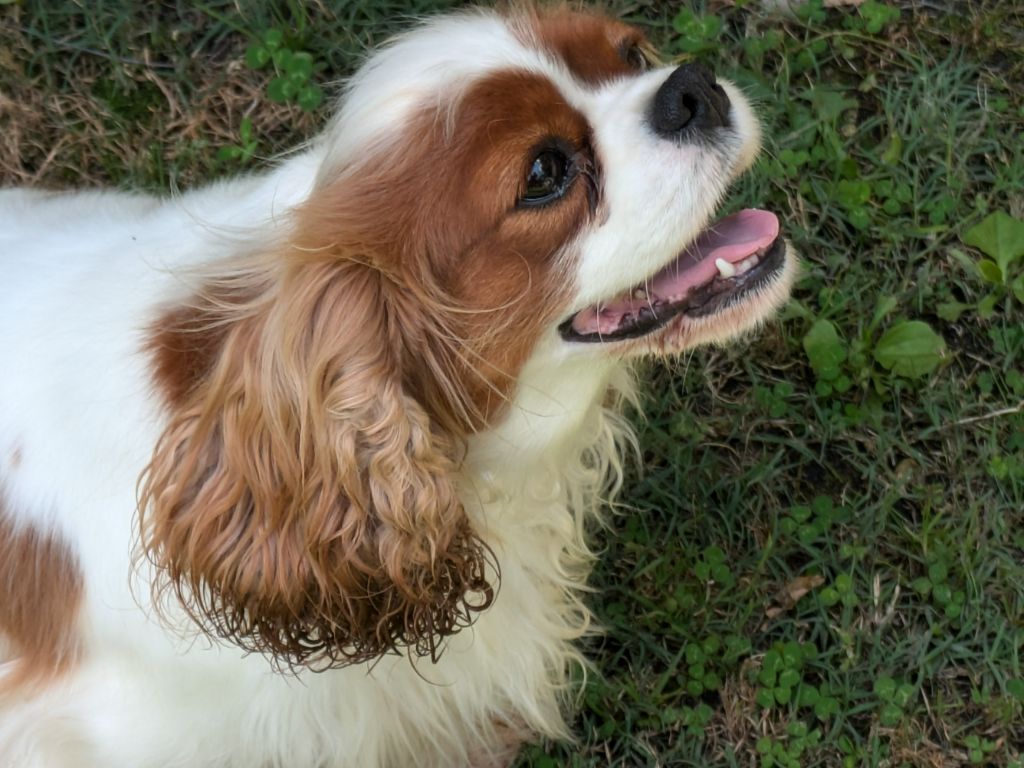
[1,0,1022,765]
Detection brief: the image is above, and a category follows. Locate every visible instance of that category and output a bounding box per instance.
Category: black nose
[649,63,731,139]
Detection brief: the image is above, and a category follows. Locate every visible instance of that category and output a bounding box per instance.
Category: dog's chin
[559,208,797,355]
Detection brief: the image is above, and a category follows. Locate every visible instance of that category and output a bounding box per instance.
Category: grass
[2,0,1022,765]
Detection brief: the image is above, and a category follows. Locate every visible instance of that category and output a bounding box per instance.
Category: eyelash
[624,43,650,72]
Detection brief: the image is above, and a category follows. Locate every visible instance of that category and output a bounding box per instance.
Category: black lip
[558,235,786,344]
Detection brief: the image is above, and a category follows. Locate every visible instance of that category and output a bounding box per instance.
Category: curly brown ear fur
[139,259,494,668]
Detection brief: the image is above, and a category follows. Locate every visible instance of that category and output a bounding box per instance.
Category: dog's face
[300,7,795,423]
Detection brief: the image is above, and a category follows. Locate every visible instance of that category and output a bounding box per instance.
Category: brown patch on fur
[518,6,650,86]
[148,302,235,409]
[146,277,272,410]
[296,69,588,422]
[141,68,590,669]
[0,489,83,694]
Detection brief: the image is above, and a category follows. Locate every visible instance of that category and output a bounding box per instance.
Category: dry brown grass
[0,4,321,190]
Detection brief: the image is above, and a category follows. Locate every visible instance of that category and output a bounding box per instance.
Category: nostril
[681,93,699,122]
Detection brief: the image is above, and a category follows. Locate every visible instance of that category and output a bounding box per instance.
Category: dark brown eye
[624,42,650,72]
[520,149,571,206]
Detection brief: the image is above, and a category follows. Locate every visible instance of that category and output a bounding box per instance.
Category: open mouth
[559,209,784,343]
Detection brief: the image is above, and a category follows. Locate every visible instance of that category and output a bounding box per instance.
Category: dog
[0,5,795,766]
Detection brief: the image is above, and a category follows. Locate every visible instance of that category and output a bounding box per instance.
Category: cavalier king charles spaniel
[0,5,795,767]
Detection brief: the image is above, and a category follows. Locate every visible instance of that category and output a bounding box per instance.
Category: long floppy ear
[139,258,494,668]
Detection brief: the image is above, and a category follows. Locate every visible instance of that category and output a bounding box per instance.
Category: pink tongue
[572,209,779,336]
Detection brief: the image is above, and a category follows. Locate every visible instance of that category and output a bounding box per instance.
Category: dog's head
[142,7,795,669]
[302,6,796,415]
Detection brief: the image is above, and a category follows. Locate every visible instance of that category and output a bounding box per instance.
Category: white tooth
[715,258,736,279]
[633,288,648,300]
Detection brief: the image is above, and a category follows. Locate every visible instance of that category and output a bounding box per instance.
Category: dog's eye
[624,43,650,72]
[520,149,571,206]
